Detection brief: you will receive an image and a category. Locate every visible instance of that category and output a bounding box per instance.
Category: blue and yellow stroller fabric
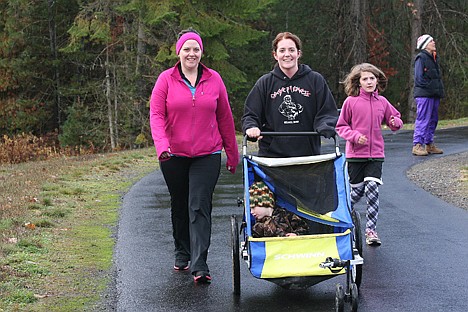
[243,152,354,281]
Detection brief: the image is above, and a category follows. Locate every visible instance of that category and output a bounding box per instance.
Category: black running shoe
[173,260,189,271]
[193,271,211,284]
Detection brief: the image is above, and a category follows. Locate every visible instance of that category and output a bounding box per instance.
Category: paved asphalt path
[113,127,468,312]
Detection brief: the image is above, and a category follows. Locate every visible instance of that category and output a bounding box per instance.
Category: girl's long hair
[342,63,388,97]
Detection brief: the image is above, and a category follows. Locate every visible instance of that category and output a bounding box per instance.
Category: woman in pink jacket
[150,28,239,284]
[336,63,403,247]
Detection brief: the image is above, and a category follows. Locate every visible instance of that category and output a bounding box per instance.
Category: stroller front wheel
[335,283,345,312]
[350,282,359,311]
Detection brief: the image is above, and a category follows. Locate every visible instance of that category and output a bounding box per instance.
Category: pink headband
[176,32,204,55]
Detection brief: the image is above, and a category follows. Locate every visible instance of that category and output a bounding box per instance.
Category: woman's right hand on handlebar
[246,127,263,140]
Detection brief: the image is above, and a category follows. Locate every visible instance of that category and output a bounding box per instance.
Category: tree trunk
[48,0,61,131]
[135,14,144,78]
[407,0,424,122]
[351,0,368,64]
[136,14,146,133]
[106,47,116,150]
[113,64,119,147]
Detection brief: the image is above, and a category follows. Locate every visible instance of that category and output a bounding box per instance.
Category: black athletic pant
[160,153,221,274]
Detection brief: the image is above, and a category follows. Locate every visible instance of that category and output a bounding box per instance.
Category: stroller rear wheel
[352,210,363,289]
[231,215,241,296]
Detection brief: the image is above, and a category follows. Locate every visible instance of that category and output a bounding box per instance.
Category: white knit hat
[417,34,433,50]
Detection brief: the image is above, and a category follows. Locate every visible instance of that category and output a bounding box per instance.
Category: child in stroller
[249,181,309,237]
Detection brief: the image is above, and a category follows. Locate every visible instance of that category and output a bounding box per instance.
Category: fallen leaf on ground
[24,222,36,229]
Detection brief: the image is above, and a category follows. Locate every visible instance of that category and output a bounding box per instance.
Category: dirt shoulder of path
[406,151,468,211]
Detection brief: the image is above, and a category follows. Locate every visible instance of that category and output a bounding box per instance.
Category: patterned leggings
[351,181,379,231]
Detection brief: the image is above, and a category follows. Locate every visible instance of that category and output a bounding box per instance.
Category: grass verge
[0,148,157,311]
[400,117,468,130]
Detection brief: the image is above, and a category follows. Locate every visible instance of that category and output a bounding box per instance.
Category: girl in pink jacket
[336,63,403,246]
[150,28,239,284]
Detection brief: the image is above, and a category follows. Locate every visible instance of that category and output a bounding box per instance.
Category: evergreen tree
[0,0,466,149]
[0,0,79,135]
[61,0,276,148]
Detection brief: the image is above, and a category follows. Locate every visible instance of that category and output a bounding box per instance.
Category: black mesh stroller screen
[258,159,338,216]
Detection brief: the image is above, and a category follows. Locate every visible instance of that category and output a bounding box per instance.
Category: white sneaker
[365,229,381,246]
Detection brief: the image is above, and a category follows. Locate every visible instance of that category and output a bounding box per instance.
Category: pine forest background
[0,0,467,156]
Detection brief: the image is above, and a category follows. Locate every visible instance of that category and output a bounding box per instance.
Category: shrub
[0,133,59,164]
[0,132,96,164]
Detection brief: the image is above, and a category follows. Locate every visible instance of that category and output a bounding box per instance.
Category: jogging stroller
[230,132,364,312]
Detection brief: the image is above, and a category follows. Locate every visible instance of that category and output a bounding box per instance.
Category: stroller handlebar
[242,132,339,155]
[260,131,322,136]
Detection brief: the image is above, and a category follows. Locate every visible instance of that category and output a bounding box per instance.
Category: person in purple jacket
[150,28,239,284]
[336,63,403,246]
[412,34,445,156]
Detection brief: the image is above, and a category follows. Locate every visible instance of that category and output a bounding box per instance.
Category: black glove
[318,128,336,139]
[246,136,258,142]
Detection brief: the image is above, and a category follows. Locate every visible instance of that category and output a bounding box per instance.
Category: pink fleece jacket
[150,62,239,173]
[336,88,403,159]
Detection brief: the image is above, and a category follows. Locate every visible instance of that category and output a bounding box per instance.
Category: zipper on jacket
[191,94,195,156]
[369,93,374,155]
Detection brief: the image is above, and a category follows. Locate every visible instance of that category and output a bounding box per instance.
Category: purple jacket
[336,88,403,159]
[150,62,239,172]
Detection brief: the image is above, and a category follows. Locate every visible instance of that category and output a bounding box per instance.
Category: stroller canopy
[245,153,353,229]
